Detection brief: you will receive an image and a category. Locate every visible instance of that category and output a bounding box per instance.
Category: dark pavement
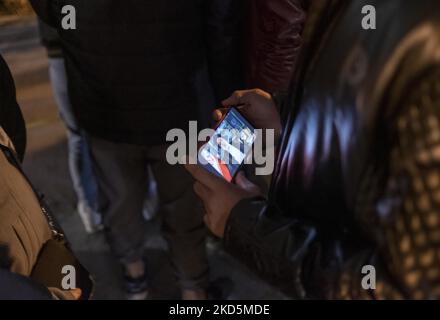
[0,15,284,300]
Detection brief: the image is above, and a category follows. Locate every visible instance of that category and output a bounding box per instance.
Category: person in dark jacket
[186,0,440,299]
[30,0,243,299]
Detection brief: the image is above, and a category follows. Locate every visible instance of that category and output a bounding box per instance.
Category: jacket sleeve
[204,0,245,103]
[29,0,61,28]
[224,199,320,298]
[223,68,440,299]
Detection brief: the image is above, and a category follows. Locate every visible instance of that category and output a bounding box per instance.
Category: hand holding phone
[219,89,282,140]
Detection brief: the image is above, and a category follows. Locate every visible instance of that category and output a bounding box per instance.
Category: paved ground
[0,15,284,300]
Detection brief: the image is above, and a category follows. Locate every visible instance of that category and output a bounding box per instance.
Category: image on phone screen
[198,108,256,182]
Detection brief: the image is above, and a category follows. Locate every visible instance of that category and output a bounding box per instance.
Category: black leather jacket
[225,0,440,299]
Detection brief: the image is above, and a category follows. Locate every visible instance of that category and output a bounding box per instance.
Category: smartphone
[198,107,256,182]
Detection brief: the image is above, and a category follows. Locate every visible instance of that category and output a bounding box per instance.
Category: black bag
[30,238,93,300]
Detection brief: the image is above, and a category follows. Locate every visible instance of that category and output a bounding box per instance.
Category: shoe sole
[126,290,149,301]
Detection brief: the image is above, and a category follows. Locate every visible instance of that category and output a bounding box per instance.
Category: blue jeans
[48,57,98,213]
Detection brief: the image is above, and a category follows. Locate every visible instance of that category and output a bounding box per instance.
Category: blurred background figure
[38,20,102,234]
[39,19,160,229]
[30,0,243,300]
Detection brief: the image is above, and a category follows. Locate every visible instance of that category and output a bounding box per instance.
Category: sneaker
[124,269,150,300]
[77,202,104,234]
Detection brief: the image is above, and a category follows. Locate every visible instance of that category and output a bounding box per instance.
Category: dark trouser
[88,135,208,290]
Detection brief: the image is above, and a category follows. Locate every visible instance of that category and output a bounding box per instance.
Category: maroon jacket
[245,0,306,93]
